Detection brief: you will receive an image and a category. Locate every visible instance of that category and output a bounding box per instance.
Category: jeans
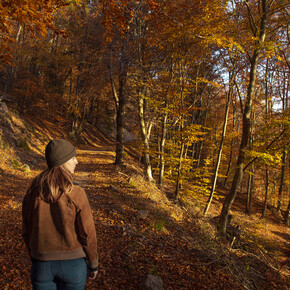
[31,258,87,290]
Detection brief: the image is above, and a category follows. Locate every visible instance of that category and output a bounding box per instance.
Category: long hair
[26,165,73,203]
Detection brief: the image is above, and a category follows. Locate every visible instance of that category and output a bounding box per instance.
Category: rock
[140,275,163,290]
[22,164,31,173]
[137,210,149,219]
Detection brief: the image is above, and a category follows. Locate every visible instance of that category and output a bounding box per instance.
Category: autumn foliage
[0,0,289,288]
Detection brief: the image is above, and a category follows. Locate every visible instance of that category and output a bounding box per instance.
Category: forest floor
[0,103,289,289]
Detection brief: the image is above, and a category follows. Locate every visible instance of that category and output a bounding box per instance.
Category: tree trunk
[261,166,269,218]
[246,164,254,214]
[115,59,127,165]
[175,61,186,197]
[246,172,252,214]
[204,79,232,215]
[261,59,270,218]
[196,104,208,168]
[219,0,269,234]
[277,149,286,212]
[246,112,255,214]
[16,23,23,43]
[224,100,236,186]
[284,199,290,226]
[175,141,185,197]
[159,112,168,188]
[139,95,153,181]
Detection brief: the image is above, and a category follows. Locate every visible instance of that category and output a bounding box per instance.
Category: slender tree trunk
[224,97,236,186]
[246,164,254,214]
[115,59,128,165]
[261,166,269,218]
[204,80,232,215]
[184,144,189,159]
[284,199,290,226]
[246,172,252,214]
[195,109,208,168]
[159,112,168,188]
[261,59,270,218]
[219,0,269,234]
[273,171,277,207]
[277,149,286,212]
[139,95,153,181]
[174,61,186,197]
[219,64,256,233]
[246,112,255,214]
[16,23,23,43]
[277,60,288,213]
[246,173,252,212]
[175,141,185,197]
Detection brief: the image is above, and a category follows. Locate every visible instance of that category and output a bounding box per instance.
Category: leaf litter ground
[0,111,289,289]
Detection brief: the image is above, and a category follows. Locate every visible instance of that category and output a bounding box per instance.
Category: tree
[204,68,233,215]
[0,0,67,65]
[219,0,273,234]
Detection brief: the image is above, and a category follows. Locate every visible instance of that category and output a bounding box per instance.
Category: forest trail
[0,110,289,289]
[0,141,241,289]
[69,145,245,289]
[0,141,288,289]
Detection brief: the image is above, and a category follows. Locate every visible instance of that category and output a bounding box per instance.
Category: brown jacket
[22,185,98,269]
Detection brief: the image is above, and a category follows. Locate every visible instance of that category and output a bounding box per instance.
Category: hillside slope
[0,101,289,289]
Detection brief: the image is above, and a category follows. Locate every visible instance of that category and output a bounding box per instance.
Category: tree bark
[175,141,185,197]
[219,0,269,235]
[261,59,270,218]
[246,112,255,214]
[224,98,236,186]
[284,199,290,226]
[277,149,286,212]
[261,166,269,218]
[246,164,254,215]
[139,95,154,181]
[204,78,232,215]
[115,57,128,165]
[159,112,168,188]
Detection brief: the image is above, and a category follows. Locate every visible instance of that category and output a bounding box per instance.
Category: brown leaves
[0,0,68,63]
[0,110,288,289]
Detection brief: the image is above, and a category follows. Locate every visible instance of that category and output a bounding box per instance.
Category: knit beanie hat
[45,139,76,168]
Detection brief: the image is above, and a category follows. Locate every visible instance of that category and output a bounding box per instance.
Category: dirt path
[74,147,243,289]
[0,143,289,289]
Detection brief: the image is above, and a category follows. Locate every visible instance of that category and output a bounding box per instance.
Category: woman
[22,139,98,290]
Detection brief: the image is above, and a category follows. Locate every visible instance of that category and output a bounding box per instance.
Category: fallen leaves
[0,138,288,289]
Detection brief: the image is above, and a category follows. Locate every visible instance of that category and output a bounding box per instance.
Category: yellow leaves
[178,124,208,145]
[197,77,221,88]
[202,34,245,52]
[244,149,282,166]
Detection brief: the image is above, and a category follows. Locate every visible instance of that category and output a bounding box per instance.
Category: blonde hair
[27,165,73,203]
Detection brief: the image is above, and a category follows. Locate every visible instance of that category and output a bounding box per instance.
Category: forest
[0,0,289,288]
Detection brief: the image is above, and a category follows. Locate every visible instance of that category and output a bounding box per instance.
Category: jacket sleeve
[75,187,98,269]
